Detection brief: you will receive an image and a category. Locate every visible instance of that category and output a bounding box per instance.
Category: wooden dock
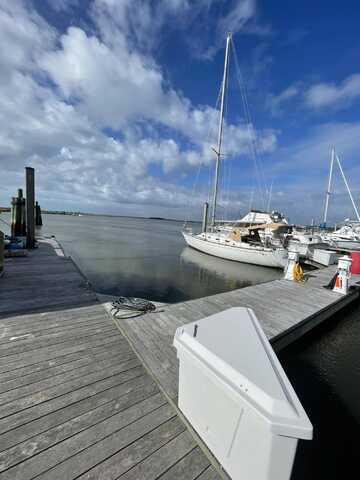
[1,237,359,480]
[114,264,360,401]
[0,239,221,480]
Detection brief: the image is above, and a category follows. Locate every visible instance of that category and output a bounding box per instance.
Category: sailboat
[321,147,360,250]
[182,34,288,269]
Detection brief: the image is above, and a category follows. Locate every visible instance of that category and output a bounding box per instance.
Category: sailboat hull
[182,232,287,268]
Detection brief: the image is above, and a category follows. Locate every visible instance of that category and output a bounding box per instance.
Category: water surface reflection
[1,213,281,302]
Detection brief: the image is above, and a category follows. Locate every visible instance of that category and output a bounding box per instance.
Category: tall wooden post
[11,197,17,237]
[35,201,43,226]
[10,189,24,237]
[0,230,4,277]
[26,167,35,248]
[202,202,209,233]
[18,188,27,236]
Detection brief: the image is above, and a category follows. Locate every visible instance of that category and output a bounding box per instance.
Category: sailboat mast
[323,146,335,226]
[336,153,360,222]
[211,33,231,226]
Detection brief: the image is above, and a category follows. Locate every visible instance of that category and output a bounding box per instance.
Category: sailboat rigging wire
[224,71,233,221]
[323,146,335,225]
[230,37,268,210]
[266,179,274,212]
[220,65,231,221]
[184,80,223,225]
[335,154,360,222]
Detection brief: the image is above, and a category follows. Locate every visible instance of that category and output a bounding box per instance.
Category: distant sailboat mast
[323,146,360,225]
[211,33,231,226]
[336,153,360,222]
[323,146,335,226]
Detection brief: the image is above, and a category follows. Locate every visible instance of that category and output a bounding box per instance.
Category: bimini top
[174,307,312,440]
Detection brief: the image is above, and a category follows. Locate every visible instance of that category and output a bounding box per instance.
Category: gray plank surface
[116,263,360,400]
[0,238,221,480]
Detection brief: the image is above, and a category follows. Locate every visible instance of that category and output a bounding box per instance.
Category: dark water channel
[280,300,360,479]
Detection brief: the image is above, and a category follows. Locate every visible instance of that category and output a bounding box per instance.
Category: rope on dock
[110,296,156,319]
[293,263,305,282]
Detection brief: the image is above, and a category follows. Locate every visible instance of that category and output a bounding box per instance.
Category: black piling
[18,189,26,236]
[10,189,25,237]
[25,167,35,248]
[0,230,4,277]
[35,201,43,227]
[202,201,209,233]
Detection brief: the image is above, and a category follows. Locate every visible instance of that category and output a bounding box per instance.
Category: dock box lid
[174,307,312,440]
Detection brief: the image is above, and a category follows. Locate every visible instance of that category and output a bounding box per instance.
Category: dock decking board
[116,264,360,401]
[0,239,220,480]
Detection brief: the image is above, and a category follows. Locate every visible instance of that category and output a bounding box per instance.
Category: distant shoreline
[0,207,200,223]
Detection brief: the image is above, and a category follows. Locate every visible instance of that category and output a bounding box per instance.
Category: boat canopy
[237,210,288,225]
[247,222,289,231]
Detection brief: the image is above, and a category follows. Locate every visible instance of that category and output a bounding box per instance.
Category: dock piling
[10,189,26,237]
[19,188,26,236]
[25,167,35,248]
[0,230,4,277]
[35,201,43,226]
[202,202,209,233]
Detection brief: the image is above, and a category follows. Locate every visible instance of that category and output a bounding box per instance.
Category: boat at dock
[182,229,287,267]
[322,224,360,250]
[182,34,288,269]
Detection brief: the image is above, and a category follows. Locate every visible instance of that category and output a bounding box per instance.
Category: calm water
[17,213,281,302]
[280,301,360,480]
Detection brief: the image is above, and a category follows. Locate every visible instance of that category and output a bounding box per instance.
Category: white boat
[182,34,287,269]
[286,233,330,257]
[322,225,360,250]
[183,231,287,267]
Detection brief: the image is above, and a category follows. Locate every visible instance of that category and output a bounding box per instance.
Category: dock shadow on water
[31,214,281,303]
[279,300,360,480]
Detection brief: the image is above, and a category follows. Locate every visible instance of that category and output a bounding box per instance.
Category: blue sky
[1,0,360,224]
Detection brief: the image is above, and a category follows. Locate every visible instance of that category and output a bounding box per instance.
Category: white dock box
[174,308,312,480]
[313,249,337,266]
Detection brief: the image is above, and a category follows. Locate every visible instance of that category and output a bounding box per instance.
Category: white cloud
[266,85,299,116]
[0,0,54,79]
[0,0,276,220]
[305,74,360,109]
[93,0,263,60]
[47,0,79,12]
[192,0,262,59]
[262,122,360,223]
[40,24,275,155]
[216,0,256,44]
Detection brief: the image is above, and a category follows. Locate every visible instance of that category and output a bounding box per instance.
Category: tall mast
[335,153,360,222]
[211,33,231,226]
[323,146,335,226]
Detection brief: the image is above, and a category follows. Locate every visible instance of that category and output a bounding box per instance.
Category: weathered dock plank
[0,239,220,480]
[116,263,360,400]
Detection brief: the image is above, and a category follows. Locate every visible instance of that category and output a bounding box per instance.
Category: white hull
[331,239,360,250]
[182,232,287,268]
[287,240,330,257]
